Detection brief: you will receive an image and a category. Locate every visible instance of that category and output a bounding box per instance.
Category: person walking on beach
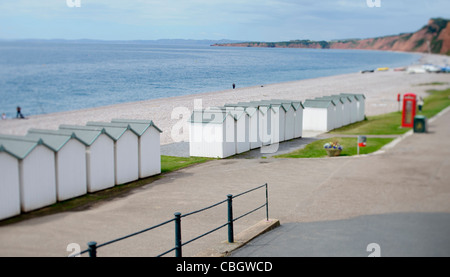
[2,113,6,120]
[16,106,24,118]
[232,83,236,89]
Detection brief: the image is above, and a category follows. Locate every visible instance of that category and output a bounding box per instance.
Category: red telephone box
[401,93,416,128]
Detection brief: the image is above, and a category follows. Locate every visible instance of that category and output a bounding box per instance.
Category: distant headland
[212,18,450,55]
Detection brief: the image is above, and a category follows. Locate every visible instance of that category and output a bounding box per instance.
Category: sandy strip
[1,53,449,146]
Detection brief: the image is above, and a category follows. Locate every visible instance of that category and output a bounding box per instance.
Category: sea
[0,40,420,117]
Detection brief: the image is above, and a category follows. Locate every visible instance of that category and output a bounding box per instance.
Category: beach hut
[302,99,336,132]
[345,94,358,124]
[85,122,140,185]
[238,102,275,145]
[26,129,87,202]
[246,102,274,146]
[271,100,304,139]
[111,119,162,178]
[330,95,351,126]
[224,103,261,149]
[256,101,285,143]
[0,142,21,220]
[340,93,366,122]
[189,109,236,158]
[266,100,298,141]
[333,94,357,124]
[356,94,366,121]
[210,107,250,154]
[231,102,270,146]
[0,135,56,214]
[58,125,115,192]
[292,101,304,138]
[315,96,344,128]
[254,101,287,142]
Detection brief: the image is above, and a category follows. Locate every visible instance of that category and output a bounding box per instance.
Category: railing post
[265,183,269,221]
[174,212,182,257]
[87,241,97,257]
[227,194,234,243]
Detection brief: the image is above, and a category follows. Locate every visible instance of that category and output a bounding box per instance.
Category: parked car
[407,66,426,74]
[422,64,441,73]
[440,66,450,73]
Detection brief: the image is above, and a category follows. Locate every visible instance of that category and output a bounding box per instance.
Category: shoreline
[1,52,449,146]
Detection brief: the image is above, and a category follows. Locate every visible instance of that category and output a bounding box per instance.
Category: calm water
[0,41,420,117]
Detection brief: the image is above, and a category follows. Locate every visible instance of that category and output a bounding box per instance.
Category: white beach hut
[189,109,236,158]
[346,94,358,124]
[316,96,344,128]
[0,142,21,220]
[26,129,87,202]
[224,103,261,149]
[210,107,250,154]
[302,99,336,132]
[111,119,162,178]
[292,101,304,139]
[85,122,139,185]
[266,100,298,141]
[331,95,351,126]
[333,94,357,124]
[243,102,273,146]
[58,125,115,193]
[239,102,275,145]
[273,100,304,139]
[0,135,56,214]
[341,93,366,122]
[256,101,285,143]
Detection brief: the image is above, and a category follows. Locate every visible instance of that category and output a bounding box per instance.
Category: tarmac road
[231,212,450,257]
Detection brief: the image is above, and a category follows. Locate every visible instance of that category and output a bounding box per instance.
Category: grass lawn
[329,111,408,135]
[161,155,213,173]
[275,137,394,158]
[420,87,450,118]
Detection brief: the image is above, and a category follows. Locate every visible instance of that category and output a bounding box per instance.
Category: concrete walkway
[160,131,324,158]
[0,109,449,257]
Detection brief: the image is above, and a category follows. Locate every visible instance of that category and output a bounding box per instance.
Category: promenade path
[0,108,449,257]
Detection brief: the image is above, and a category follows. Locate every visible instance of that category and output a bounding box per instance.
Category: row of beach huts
[188,93,365,158]
[0,93,365,221]
[0,119,162,221]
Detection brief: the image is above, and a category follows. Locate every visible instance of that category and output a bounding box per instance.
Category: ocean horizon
[0,40,420,118]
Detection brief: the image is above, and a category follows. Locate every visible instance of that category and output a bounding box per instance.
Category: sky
[0,0,449,42]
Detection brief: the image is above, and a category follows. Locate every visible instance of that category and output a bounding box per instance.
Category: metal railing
[71,183,269,257]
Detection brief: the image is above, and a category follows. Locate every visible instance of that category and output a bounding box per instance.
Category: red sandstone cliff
[212,18,450,55]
